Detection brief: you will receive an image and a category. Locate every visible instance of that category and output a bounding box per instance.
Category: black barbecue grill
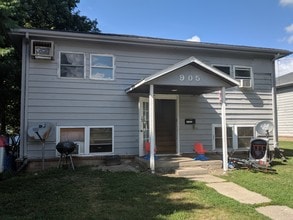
[56,141,76,170]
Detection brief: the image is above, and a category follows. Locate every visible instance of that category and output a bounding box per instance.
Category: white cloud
[187,35,201,42]
[280,0,293,6]
[283,24,293,44]
[288,35,293,44]
[277,56,293,76]
[285,24,293,33]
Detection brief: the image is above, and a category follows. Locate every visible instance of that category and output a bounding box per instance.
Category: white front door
[139,97,150,156]
[139,95,180,156]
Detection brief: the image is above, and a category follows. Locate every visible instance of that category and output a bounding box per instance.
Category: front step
[175,167,208,176]
[135,156,222,174]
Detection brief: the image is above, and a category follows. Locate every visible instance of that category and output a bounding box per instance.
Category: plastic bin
[0,135,6,173]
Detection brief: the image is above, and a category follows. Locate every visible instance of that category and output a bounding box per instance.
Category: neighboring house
[10,28,291,166]
[277,72,293,138]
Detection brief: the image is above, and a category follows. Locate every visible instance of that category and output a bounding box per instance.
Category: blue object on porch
[144,154,158,160]
[194,154,208,161]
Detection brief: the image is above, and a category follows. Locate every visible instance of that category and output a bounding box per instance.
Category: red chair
[144,141,157,160]
[194,142,206,154]
[194,142,208,161]
[145,141,157,153]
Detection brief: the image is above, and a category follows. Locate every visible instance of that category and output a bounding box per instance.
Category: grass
[0,142,292,219]
[0,168,267,219]
[223,141,293,209]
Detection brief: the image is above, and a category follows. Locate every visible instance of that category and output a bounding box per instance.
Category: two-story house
[10,28,291,171]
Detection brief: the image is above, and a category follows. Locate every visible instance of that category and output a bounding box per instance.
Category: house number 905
[179,74,200,82]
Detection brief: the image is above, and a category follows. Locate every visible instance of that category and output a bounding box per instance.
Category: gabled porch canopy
[126,56,239,174]
[126,56,239,95]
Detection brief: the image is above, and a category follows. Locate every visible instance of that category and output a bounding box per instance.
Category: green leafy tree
[18,0,99,32]
[0,0,99,133]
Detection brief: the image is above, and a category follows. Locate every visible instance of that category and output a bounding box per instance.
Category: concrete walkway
[186,174,293,220]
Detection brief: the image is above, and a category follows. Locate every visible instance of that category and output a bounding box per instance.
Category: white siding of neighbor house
[24,37,275,158]
[277,87,293,137]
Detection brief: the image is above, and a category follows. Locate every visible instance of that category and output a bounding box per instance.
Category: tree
[0,0,100,133]
[18,0,99,32]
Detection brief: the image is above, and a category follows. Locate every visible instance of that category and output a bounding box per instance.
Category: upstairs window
[213,65,231,75]
[60,52,85,78]
[90,54,114,80]
[234,66,252,79]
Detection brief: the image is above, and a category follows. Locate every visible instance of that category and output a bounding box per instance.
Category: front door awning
[125,56,239,95]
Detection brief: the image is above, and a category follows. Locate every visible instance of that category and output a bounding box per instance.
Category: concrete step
[175,167,208,176]
[178,160,222,169]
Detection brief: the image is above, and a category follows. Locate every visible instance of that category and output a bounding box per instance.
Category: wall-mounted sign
[179,74,200,82]
[185,119,196,125]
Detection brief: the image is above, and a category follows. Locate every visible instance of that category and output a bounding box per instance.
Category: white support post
[149,84,155,173]
[221,87,228,172]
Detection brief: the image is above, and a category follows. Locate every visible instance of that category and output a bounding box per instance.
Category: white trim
[221,87,228,172]
[56,125,114,156]
[149,85,155,173]
[138,94,179,157]
[126,56,239,93]
[58,51,86,79]
[212,124,255,150]
[90,54,115,81]
[138,97,149,157]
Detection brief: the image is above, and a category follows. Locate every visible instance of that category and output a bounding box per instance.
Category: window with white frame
[212,65,232,75]
[237,126,254,148]
[57,126,114,155]
[59,127,85,154]
[89,127,113,153]
[213,125,254,149]
[214,126,233,149]
[90,54,114,80]
[234,66,252,79]
[60,52,85,78]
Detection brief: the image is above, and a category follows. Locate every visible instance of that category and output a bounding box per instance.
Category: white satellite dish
[28,122,53,141]
[27,122,54,170]
[255,120,274,136]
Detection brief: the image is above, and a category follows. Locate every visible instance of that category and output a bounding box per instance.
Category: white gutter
[11,29,291,57]
[272,59,279,148]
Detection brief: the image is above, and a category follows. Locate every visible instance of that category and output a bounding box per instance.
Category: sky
[77,0,293,76]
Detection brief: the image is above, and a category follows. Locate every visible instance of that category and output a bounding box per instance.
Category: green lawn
[0,168,267,219]
[0,142,291,219]
[223,141,293,209]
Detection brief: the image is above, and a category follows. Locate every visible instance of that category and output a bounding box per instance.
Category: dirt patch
[279,136,293,141]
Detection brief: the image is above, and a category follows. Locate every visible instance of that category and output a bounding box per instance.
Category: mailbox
[185,119,196,125]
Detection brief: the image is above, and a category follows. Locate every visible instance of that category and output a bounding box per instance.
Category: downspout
[272,54,280,149]
[19,32,29,159]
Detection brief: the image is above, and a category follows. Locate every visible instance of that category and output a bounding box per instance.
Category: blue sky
[77,0,293,76]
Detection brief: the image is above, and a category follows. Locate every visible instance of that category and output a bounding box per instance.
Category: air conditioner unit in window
[238,79,252,89]
[73,141,84,155]
[31,40,54,60]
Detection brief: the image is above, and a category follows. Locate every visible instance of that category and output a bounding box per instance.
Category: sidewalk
[188,174,293,220]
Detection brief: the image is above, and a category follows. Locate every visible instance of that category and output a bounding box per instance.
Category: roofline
[10,28,292,58]
[276,82,293,89]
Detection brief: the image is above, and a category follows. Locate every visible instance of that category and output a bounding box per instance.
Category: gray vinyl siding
[25,37,275,158]
[277,87,293,137]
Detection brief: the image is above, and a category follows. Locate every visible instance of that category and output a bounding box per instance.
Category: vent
[238,79,252,89]
[31,40,54,59]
